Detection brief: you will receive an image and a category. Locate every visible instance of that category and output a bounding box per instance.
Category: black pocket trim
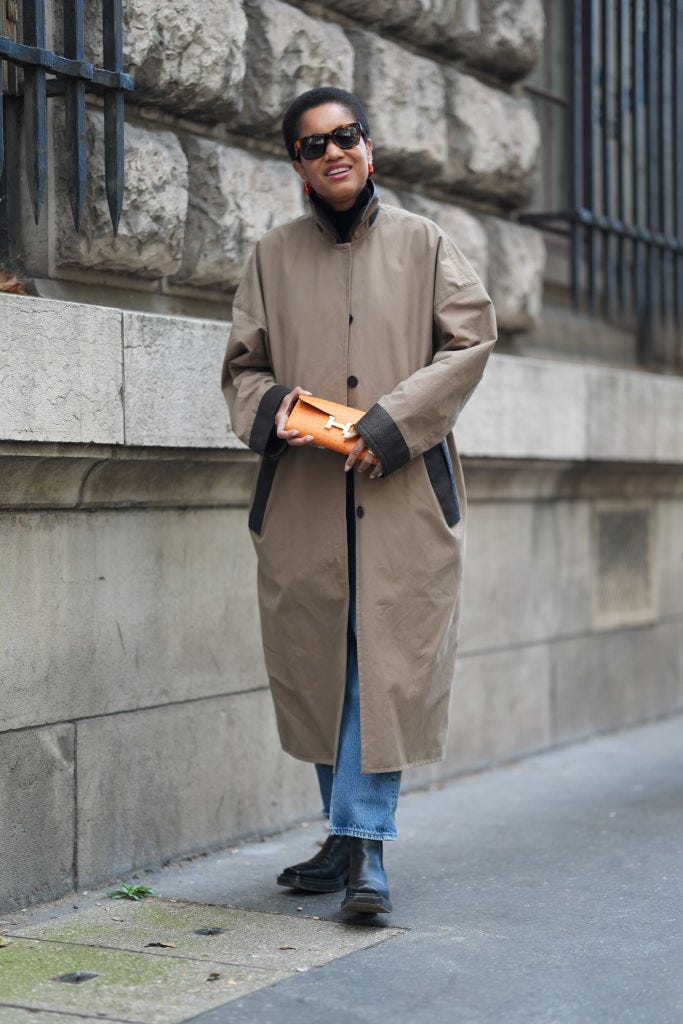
[423,441,461,527]
[249,457,280,535]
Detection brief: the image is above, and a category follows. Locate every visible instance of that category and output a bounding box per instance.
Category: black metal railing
[0,0,133,252]
[521,0,682,367]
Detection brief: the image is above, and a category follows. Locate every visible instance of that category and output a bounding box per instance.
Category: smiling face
[292,102,373,212]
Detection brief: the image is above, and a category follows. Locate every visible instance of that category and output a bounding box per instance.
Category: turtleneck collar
[309,178,379,244]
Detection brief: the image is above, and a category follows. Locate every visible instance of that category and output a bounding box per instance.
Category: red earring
[368,161,374,176]
[304,181,313,196]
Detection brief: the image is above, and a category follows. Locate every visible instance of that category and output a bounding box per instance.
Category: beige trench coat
[223,185,496,772]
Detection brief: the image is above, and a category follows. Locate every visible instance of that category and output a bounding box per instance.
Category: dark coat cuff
[248,384,290,459]
[355,403,410,476]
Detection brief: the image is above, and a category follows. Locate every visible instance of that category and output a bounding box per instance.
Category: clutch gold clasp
[324,414,354,438]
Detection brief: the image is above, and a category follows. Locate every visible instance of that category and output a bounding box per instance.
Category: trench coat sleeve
[355,233,497,476]
[221,247,290,459]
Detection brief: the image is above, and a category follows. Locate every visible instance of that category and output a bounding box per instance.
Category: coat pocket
[249,457,280,535]
[423,440,461,527]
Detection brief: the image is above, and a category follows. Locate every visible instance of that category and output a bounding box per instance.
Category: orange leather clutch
[285,394,377,463]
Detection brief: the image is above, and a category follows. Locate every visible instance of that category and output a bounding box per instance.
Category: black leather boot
[341,838,393,914]
[277,835,351,892]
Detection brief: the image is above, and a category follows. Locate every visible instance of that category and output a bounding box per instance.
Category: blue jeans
[314,473,401,841]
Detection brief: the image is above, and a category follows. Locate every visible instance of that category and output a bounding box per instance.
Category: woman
[222,87,496,916]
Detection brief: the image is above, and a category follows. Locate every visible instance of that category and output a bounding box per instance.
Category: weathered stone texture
[553,623,682,742]
[657,501,683,619]
[76,691,319,884]
[174,139,305,290]
[55,109,188,279]
[456,354,587,460]
[399,195,488,285]
[0,726,75,911]
[482,217,545,330]
[84,0,247,121]
[457,352,683,464]
[237,0,353,134]
[315,0,480,56]
[350,31,447,179]
[0,509,264,732]
[460,498,592,654]
[466,0,545,80]
[122,310,235,447]
[0,294,123,444]
[442,70,540,203]
[375,183,403,208]
[78,454,255,510]
[446,643,552,770]
[585,367,683,464]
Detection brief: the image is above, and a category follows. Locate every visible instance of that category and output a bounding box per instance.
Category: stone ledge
[455,354,683,464]
[2,295,682,464]
[1,451,682,511]
[0,451,256,510]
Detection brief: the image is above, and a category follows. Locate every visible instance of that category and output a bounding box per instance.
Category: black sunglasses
[294,122,365,161]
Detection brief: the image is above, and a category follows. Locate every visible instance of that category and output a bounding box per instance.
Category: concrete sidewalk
[1,714,682,1023]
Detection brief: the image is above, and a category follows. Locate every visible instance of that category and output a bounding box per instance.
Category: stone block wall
[18,0,544,333]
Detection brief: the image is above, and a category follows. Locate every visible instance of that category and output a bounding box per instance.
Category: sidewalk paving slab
[0,901,399,1022]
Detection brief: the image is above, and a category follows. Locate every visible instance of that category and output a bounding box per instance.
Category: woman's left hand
[344,428,383,479]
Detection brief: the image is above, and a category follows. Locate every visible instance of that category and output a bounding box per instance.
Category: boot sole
[341,891,393,914]
[276,872,348,893]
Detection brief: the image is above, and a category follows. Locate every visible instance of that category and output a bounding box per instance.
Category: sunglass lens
[333,126,360,149]
[301,137,324,159]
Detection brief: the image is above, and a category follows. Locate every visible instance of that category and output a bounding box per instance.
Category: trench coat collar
[308,178,380,245]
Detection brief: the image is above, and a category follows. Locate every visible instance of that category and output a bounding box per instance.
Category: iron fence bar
[0,74,4,182]
[64,0,87,231]
[0,96,21,267]
[660,1,673,329]
[586,0,600,312]
[601,0,614,319]
[523,83,569,106]
[522,208,683,248]
[22,0,47,225]
[102,0,124,235]
[571,0,585,309]
[0,36,133,89]
[674,0,683,324]
[631,0,646,338]
[616,0,628,310]
[643,0,660,359]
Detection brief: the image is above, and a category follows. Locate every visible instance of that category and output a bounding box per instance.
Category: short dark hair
[282,87,371,160]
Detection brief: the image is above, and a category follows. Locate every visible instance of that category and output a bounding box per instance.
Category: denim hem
[328,827,398,841]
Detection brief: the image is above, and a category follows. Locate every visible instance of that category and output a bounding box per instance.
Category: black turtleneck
[312,181,373,243]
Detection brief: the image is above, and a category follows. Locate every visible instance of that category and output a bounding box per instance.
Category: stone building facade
[1,0,682,911]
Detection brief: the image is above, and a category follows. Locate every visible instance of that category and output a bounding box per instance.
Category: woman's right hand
[275,386,315,446]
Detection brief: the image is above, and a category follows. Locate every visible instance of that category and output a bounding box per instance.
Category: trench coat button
[347,375,358,388]
[349,313,354,324]
[356,505,365,519]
